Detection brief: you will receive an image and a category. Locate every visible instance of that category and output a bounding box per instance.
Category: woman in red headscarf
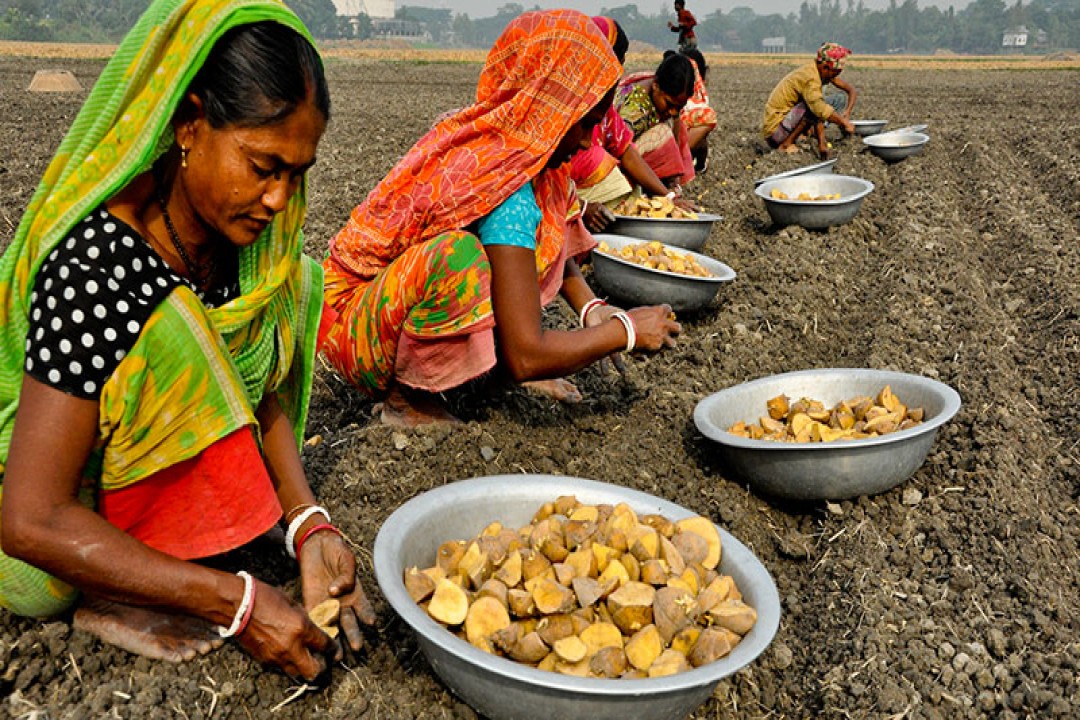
[322,10,681,426]
[762,42,857,160]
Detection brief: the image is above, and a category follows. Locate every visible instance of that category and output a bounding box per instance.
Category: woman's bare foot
[379,383,463,427]
[522,378,583,404]
[74,595,224,663]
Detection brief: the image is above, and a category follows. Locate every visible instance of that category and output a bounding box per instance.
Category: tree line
[2,0,1077,55]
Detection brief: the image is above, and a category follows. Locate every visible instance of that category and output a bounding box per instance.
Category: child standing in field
[668,0,697,52]
[762,42,858,160]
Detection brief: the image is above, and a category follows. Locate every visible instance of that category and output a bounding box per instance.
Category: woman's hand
[627,305,681,351]
[299,531,377,654]
[585,302,628,374]
[674,196,700,212]
[237,579,337,681]
[583,202,615,233]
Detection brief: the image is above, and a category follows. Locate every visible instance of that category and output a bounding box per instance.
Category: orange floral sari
[323,10,619,396]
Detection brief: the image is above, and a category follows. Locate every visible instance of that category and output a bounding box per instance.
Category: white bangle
[580,199,588,217]
[579,298,607,327]
[285,505,330,559]
[217,570,254,639]
[611,311,636,352]
[664,190,677,201]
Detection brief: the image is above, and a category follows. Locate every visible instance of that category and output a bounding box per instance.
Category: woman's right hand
[583,202,615,233]
[237,579,336,681]
[628,305,681,351]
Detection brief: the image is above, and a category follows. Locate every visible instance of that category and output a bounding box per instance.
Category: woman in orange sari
[322,10,681,426]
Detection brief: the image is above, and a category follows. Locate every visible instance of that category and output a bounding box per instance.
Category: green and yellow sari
[0,0,323,616]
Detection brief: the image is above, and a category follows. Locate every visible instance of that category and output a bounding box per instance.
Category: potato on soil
[428,577,470,625]
[465,596,511,652]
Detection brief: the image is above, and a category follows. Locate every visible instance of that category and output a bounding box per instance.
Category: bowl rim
[753,174,875,205]
[753,158,838,186]
[693,368,962,451]
[876,123,928,137]
[609,212,723,224]
[592,233,737,284]
[862,132,930,148]
[852,119,888,126]
[373,474,782,696]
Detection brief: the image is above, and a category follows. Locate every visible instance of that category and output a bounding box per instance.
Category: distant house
[1002,26,1028,49]
[762,36,786,53]
[371,18,430,41]
[332,0,395,20]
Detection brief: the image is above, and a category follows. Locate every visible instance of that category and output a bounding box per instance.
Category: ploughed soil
[1,55,1077,719]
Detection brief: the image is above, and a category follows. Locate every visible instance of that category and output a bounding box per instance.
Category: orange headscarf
[330,10,620,280]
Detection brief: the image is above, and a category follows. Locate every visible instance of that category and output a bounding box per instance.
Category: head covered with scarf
[330,9,621,280]
[816,42,852,71]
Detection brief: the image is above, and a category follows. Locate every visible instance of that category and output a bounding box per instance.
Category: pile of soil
[0,57,1076,719]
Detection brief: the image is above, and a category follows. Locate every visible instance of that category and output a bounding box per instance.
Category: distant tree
[284,0,339,38]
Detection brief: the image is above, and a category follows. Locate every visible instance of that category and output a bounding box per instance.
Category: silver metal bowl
[693,369,962,501]
[374,474,782,720]
[851,119,888,136]
[879,123,928,137]
[863,132,930,162]
[753,158,837,187]
[590,233,736,312]
[605,213,722,251]
[753,174,874,230]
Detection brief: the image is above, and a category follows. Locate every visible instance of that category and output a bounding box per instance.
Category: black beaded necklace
[156,187,215,288]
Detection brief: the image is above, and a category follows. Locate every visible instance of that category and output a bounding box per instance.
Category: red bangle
[235,579,257,637]
[295,523,341,558]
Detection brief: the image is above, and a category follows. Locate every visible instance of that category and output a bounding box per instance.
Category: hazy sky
[411,1,974,19]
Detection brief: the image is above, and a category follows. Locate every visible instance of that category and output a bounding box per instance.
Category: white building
[1002,26,1028,48]
[332,0,395,20]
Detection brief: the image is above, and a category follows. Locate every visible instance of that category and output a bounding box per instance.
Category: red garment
[98,428,281,560]
[676,8,696,41]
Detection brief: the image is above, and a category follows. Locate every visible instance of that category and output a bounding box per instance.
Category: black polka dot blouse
[25,207,239,400]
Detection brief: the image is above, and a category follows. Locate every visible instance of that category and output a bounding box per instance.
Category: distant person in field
[762,42,858,160]
[668,0,697,52]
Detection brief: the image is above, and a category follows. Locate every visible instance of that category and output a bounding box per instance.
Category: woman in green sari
[0,0,373,680]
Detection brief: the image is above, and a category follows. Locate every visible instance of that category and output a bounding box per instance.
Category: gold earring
[180,145,189,169]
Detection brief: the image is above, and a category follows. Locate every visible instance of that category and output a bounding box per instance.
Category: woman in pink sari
[616,52,697,191]
[570,17,686,233]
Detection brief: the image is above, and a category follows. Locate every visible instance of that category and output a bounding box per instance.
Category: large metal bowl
[863,132,930,162]
[753,174,874,230]
[605,213,722,251]
[851,119,888,136]
[590,233,736,312]
[694,369,962,501]
[753,158,837,187]
[374,474,782,720]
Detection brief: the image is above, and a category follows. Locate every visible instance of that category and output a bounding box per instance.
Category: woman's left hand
[299,531,377,655]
